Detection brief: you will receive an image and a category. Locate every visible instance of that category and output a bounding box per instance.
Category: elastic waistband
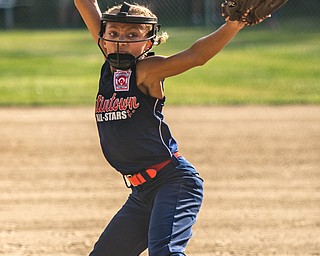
[123,152,182,188]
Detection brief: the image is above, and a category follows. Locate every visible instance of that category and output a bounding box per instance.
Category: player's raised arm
[140,0,288,81]
[74,0,101,44]
[139,20,245,82]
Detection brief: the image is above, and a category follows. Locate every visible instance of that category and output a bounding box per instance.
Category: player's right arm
[74,0,101,44]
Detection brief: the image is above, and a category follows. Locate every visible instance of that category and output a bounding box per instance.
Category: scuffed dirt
[0,106,319,256]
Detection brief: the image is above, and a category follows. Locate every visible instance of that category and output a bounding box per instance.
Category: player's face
[103,22,151,57]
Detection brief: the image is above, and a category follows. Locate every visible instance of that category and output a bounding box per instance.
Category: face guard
[98,2,159,70]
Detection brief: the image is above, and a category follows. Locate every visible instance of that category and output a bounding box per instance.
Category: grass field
[0,26,319,106]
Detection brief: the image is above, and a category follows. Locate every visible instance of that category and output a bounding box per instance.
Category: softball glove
[222,0,288,25]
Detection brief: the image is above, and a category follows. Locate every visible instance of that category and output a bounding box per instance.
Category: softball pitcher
[74,0,282,255]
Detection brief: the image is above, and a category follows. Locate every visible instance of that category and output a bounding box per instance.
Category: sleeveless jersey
[95,61,178,175]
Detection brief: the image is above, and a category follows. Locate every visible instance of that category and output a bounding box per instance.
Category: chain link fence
[0,0,319,31]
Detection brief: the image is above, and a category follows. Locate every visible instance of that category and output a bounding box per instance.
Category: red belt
[124,152,182,187]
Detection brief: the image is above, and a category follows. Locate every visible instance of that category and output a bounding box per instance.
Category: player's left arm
[138,0,288,99]
[138,20,244,83]
[136,21,244,99]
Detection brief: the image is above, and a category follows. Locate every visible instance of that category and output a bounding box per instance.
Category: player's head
[98,2,168,70]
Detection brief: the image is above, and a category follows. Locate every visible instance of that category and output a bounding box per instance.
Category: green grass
[0,27,319,106]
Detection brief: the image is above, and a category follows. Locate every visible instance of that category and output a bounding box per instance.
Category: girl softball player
[74,1,248,255]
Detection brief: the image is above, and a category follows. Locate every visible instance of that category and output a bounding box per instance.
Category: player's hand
[225,16,247,30]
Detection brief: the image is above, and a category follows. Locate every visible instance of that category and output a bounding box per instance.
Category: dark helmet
[98,2,160,70]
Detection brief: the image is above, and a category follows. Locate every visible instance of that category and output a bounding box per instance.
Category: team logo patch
[114,70,131,92]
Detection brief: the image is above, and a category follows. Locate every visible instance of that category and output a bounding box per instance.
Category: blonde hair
[105,3,169,45]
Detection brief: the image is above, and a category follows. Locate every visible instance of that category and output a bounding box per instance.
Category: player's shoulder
[137,55,166,70]
[136,55,166,89]
[143,54,166,62]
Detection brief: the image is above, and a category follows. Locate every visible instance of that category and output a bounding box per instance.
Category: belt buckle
[124,173,146,187]
[123,169,157,188]
[123,174,133,188]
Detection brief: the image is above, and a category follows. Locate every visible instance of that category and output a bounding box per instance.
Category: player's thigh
[89,194,150,256]
[148,173,203,256]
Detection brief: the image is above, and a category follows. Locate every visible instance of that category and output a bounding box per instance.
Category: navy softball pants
[89,157,204,256]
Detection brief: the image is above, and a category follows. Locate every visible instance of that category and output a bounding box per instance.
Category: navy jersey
[95,61,178,175]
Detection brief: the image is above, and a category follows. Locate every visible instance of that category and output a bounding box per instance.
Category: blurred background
[0,0,319,30]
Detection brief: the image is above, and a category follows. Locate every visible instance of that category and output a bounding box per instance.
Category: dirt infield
[1,106,319,256]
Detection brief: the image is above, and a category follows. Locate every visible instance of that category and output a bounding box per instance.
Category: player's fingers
[221,3,226,17]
